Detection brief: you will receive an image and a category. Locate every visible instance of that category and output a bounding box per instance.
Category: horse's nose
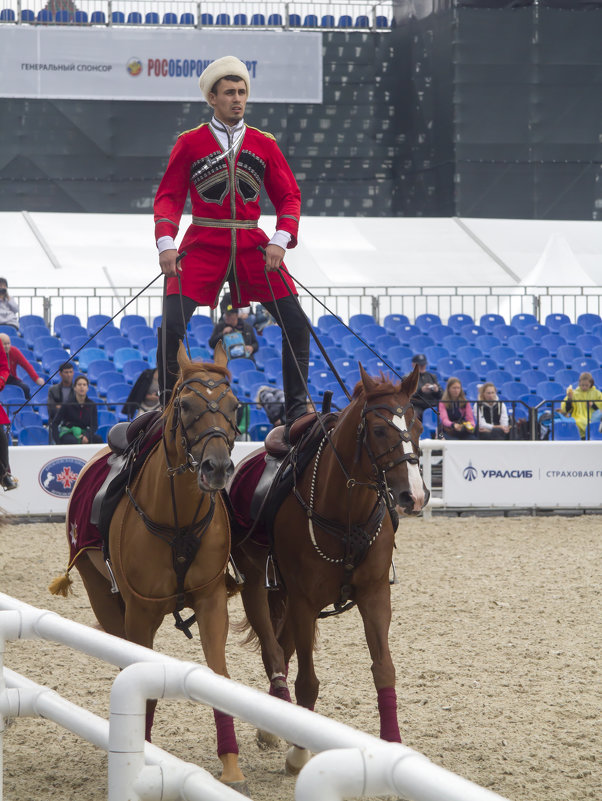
[199,457,234,490]
[397,489,423,515]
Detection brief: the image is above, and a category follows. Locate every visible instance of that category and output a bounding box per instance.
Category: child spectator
[472,382,510,440]
[561,372,602,438]
[439,377,476,439]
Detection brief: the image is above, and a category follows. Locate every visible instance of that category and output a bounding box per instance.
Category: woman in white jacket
[473,382,510,440]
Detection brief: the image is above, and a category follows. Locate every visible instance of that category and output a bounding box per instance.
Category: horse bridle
[168,374,240,476]
[357,398,420,479]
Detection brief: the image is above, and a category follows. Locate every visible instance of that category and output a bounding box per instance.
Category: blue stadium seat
[215,13,231,24]
[447,313,474,332]
[536,380,564,399]
[577,312,602,329]
[349,313,376,332]
[455,369,479,386]
[251,13,265,24]
[59,324,87,349]
[163,12,177,24]
[37,8,52,22]
[0,8,15,20]
[127,11,142,23]
[268,13,283,25]
[360,323,387,346]
[518,393,544,408]
[42,350,69,373]
[54,314,81,336]
[248,422,272,441]
[374,334,399,355]
[437,357,463,380]
[227,360,258,383]
[383,314,410,332]
[104,335,131,359]
[415,313,442,331]
[113,348,140,371]
[456,345,481,365]
[97,409,118,428]
[541,333,566,356]
[1,385,25,404]
[488,369,513,387]
[262,326,282,348]
[492,324,518,343]
[523,345,549,364]
[592,344,602,363]
[375,15,389,28]
[421,408,439,438]
[490,345,515,364]
[519,370,542,391]
[459,324,485,342]
[249,407,270,427]
[480,314,505,333]
[24,324,50,348]
[19,314,46,331]
[120,315,146,334]
[238,372,267,400]
[355,14,370,26]
[18,426,49,445]
[388,346,413,369]
[96,371,125,395]
[552,418,581,440]
[255,346,280,371]
[556,344,583,367]
[308,356,328,373]
[424,345,449,365]
[105,385,130,407]
[425,324,451,342]
[524,323,549,343]
[592,368,602,388]
[586,422,602,440]
[109,10,123,23]
[545,313,570,331]
[73,10,88,22]
[508,335,534,356]
[234,13,247,24]
[395,323,420,341]
[121,359,150,384]
[11,410,43,433]
[321,14,335,26]
[511,313,538,330]
[474,334,500,355]
[338,14,353,27]
[470,357,497,380]
[182,12,197,24]
[554,369,579,387]
[574,357,597,373]
[443,335,468,351]
[87,360,117,384]
[501,381,529,401]
[409,334,435,352]
[575,334,600,356]
[559,323,585,344]
[21,8,34,21]
[87,314,113,334]
[504,357,531,378]
[288,13,301,25]
[55,9,72,22]
[92,325,120,347]
[127,324,154,348]
[34,335,60,359]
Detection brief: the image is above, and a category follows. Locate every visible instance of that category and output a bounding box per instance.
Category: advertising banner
[0,27,322,102]
[2,441,259,516]
[442,441,602,508]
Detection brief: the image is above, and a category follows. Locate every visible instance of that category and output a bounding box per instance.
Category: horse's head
[355,363,429,516]
[166,343,239,492]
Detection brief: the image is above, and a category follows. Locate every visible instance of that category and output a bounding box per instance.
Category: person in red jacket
[0,332,45,400]
[154,55,309,439]
[0,344,18,490]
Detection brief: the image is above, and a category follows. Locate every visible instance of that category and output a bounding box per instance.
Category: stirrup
[264,553,279,590]
[104,558,120,594]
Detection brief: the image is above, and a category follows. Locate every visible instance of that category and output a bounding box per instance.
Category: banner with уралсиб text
[442,441,602,508]
[0,26,322,102]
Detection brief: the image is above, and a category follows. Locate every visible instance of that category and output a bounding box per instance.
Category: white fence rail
[0,594,510,801]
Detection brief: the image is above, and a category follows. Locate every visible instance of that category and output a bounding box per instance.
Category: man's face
[0,337,9,354]
[209,79,247,126]
[224,312,238,327]
[60,367,74,386]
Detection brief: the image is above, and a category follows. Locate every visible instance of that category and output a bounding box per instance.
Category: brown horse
[229,364,427,773]
[50,344,248,790]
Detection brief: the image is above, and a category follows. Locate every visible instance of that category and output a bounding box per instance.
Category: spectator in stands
[439,377,476,439]
[0,332,45,400]
[52,374,102,444]
[154,56,308,445]
[222,291,273,334]
[0,278,19,330]
[410,353,442,421]
[209,304,259,361]
[47,362,75,422]
[255,384,285,427]
[0,342,17,490]
[472,382,510,440]
[561,372,602,438]
[121,367,160,419]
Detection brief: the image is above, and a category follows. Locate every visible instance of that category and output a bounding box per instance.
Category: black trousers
[0,425,11,475]
[6,375,31,400]
[157,293,310,426]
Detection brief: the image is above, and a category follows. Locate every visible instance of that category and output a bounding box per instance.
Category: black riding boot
[156,326,184,406]
[263,296,310,435]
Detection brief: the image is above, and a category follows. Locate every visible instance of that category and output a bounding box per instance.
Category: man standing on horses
[154,55,309,441]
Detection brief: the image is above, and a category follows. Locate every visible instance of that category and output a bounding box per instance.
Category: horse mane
[351,371,402,401]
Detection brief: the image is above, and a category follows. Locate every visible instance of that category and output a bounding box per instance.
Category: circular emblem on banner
[127,58,142,77]
[463,461,478,482]
[39,457,86,498]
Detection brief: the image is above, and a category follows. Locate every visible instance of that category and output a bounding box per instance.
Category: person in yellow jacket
[560,372,602,438]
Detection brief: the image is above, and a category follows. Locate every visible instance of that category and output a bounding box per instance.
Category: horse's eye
[180,400,191,413]
[373,427,387,438]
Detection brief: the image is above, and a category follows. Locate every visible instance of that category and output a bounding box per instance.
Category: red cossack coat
[0,346,10,424]
[154,123,301,308]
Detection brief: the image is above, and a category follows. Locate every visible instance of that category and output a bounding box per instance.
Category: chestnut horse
[229,364,428,773]
[50,344,248,791]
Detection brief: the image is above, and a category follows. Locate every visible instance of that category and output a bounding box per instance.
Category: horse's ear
[213,340,228,369]
[400,363,420,397]
[359,362,377,393]
[176,341,191,371]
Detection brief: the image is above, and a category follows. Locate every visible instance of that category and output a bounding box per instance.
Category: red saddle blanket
[228,451,270,546]
[67,453,112,569]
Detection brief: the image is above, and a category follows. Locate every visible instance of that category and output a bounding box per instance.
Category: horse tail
[268,588,289,640]
[48,569,74,597]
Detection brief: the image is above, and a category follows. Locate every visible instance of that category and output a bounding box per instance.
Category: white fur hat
[199,56,251,103]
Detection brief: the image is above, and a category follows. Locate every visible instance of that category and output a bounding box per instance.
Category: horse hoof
[224,780,251,797]
[285,745,312,776]
[256,728,280,750]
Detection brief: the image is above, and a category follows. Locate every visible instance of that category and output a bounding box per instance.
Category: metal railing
[0,0,393,28]
[6,285,602,330]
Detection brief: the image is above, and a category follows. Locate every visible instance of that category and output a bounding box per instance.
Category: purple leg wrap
[269,676,292,703]
[145,700,156,742]
[377,687,401,742]
[214,709,239,756]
